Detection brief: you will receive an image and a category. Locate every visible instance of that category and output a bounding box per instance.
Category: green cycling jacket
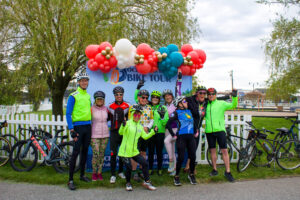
[71,87,91,122]
[152,104,169,133]
[205,97,238,133]
[118,119,155,157]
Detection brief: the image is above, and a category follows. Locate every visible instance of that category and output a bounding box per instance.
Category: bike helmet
[77,72,89,81]
[173,96,186,107]
[151,90,161,98]
[162,89,173,98]
[207,88,217,94]
[94,91,105,99]
[113,86,124,94]
[196,85,207,92]
[138,89,149,97]
[131,104,143,113]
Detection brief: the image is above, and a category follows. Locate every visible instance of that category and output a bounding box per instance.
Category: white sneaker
[142,181,157,191]
[168,162,175,172]
[126,183,133,191]
[110,176,116,184]
[169,171,176,176]
[118,172,126,179]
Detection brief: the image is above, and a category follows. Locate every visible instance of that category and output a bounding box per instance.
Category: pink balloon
[85,45,99,59]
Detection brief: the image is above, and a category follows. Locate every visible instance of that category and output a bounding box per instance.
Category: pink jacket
[91,105,109,138]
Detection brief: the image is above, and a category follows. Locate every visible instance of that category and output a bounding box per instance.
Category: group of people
[66,71,238,191]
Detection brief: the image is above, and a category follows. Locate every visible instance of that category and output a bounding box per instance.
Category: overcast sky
[191,0,297,92]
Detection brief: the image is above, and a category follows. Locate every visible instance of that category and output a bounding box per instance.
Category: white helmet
[173,96,186,107]
[77,72,89,82]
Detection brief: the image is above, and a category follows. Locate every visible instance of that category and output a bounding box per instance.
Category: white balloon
[115,38,134,56]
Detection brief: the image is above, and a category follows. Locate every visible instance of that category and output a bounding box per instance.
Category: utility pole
[229,70,233,90]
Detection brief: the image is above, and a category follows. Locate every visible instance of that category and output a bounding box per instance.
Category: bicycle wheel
[0,137,11,166]
[2,134,18,151]
[276,140,300,170]
[251,138,274,167]
[9,140,38,172]
[52,141,80,173]
[273,132,291,147]
[237,144,256,172]
[206,144,233,167]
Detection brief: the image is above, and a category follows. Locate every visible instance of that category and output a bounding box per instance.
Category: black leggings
[148,133,165,170]
[69,124,91,181]
[110,130,124,176]
[176,134,196,176]
[121,155,150,183]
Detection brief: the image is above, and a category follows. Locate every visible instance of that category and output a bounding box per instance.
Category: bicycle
[0,120,18,150]
[10,126,80,173]
[273,117,299,147]
[246,121,300,170]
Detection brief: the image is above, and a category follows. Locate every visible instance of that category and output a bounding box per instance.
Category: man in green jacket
[205,88,238,182]
[118,104,157,191]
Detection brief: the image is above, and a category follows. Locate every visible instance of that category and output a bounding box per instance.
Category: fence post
[298,112,300,139]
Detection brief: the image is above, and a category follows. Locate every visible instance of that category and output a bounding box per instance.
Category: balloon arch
[85,39,206,78]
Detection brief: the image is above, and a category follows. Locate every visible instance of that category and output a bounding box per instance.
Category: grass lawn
[0,116,299,189]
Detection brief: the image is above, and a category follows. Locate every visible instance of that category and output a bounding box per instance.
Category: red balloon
[188,51,200,64]
[136,60,151,74]
[136,43,152,58]
[190,67,196,75]
[85,45,99,59]
[181,44,193,55]
[87,59,94,67]
[95,53,105,64]
[194,49,206,64]
[88,61,99,71]
[179,52,186,57]
[180,65,190,75]
[99,64,104,70]
[109,56,118,68]
[103,60,109,67]
[99,42,113,51]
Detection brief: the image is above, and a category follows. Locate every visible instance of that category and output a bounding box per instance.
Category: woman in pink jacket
[91,91,110,181]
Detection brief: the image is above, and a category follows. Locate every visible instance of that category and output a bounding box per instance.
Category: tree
[0,0,200,118]
[258,0,300,99]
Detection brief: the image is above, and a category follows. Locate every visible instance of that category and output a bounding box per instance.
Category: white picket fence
[1,113,255,164]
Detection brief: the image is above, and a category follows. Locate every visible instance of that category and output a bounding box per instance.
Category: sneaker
[157,170,163,176]
[133,173,141,182]
[110,176,116,184]
[188,174,197,185]
[67,180,76,190]
[174,176,181,186]
[98,173,103,181]
[169,171,176,176]
[92,173,98,181]
[224,172,235,182]
[142,181,157,191]
[118,172,126,179]
[168,161,175,172]
[209,169,218,177]
[80,176,91,182]
[126,183,133,191]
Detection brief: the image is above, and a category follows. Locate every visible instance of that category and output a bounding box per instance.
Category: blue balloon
[158,47,169,55]
[167,44,179,53]
[170,52,184,68]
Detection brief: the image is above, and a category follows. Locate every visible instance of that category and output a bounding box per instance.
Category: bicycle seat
[276,128,289,133]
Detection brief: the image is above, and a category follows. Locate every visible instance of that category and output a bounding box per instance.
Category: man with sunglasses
[205,88,238,182]
[108,86,130,184]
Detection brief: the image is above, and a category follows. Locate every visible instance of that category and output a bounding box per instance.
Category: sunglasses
[197,92,207,95]
[96,97,104,100]
[151,96,160,99]
[133,113,142,117]
[208,93,216,96]
[114,93,123,97]
[141,96,148,99]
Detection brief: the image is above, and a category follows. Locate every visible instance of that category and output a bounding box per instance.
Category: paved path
[1,177,300,200]
[226,111,298,117]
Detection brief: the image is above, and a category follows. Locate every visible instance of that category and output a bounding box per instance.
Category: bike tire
[237,144,256,172]
[206,143,233,167]
[0,137,11,166]
[276,139,300,170]
[251,138,274,167]
[273,132,292,148]
[2,134,18,149]
[52,141,80,173]
[9,140,38,172]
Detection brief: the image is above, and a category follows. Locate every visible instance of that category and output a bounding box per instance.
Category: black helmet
[131,104,143,113]
[113,86,124,94]
[162,89,173,98]
[138,89,149,97]
[94,91,105,99]
[196,85,207,92]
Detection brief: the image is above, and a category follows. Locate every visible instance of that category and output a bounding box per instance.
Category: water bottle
[39,140,47,151]
[262,142,271,152]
